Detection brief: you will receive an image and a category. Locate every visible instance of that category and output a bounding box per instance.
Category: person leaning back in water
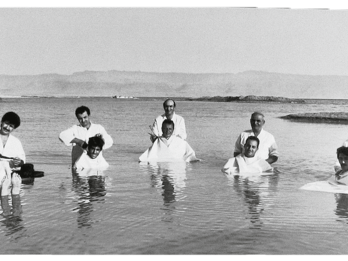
[140,119,198,162]
[59,106,113,165]
[74,135,109,171]
[234,112,279,164]
[223,136,272,174]
[329,146,348,185]
[150,99,187,143]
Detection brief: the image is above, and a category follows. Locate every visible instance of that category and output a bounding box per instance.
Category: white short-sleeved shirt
[0,134,26,165]
[59,122,113,164]
[234,129,279,160]
[152,113,187,140]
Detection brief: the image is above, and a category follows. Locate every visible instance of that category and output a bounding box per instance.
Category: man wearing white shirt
[223,136,272,174]
[140,119,198,162]
[59,106,113,165]
[150,99,187,142]
[234,112,279,164]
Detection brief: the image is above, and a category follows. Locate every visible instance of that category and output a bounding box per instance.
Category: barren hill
[0,70,347,99]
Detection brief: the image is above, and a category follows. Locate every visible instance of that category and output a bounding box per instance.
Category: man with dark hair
[223,136,272,174]
[329,146,348,185]
[150,99,187,142]
[59,106,113,165]
[140,119,198,162]
[234,112,279,164]
[73,135,109,171]
[0,111,25,216]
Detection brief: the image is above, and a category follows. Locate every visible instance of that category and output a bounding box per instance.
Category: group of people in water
[0,98,348,216]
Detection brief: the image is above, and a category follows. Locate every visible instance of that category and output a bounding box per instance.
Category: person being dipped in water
[73,135,109,171]
[0,112,25,216]
[223,136,272,174]
[59,105,113,166]
[329,146,348,185]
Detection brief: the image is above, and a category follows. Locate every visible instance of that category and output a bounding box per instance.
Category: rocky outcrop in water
[281,112,348,123]
[189,95,305,103]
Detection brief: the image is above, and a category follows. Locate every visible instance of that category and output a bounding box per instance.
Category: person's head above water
[243,136,260,158]
[163,99,176,118]
[75,106,91,129]
[0,111,21,136]
[161,119,175,139]
[250,112,265,135]
[337,146,348,172]
[87,135,105,159]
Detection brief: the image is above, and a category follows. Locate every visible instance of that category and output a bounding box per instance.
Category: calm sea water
[0,97,348,254]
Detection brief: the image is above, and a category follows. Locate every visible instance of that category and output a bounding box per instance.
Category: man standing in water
[59,106,113,165]
[150,99,187,142]
[234,112,279,164]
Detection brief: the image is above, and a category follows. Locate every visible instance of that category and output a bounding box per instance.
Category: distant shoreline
[187,95,306,103]
[0,95,347,104]
[281,112,348,124]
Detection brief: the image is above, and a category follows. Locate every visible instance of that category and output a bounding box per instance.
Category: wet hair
[88,135,105,150]
[245,136,260,148]
[1,111,20,129]
[162,119,175,129]
[337,146,348,158]
[163,99,176,108]
[75,106,90,117]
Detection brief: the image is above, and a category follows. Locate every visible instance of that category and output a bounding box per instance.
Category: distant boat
[112,95,138,99]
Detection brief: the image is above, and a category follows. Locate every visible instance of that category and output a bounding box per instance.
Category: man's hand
[149,134,157,143]
[266,155,278,164]
[9,157,24,168]
[71,138,88,149]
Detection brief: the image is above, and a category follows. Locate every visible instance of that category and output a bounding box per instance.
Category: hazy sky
[1,4,348,76]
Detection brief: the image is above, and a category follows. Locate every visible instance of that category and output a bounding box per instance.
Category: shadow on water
[71,170,107,228]
[0,215,25,238]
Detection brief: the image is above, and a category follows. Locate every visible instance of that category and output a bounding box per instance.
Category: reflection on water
[334,193,348,222]
[140,161,187,222]
[0,215,25,238]
[225,173,279,229]
[71,171,107,228]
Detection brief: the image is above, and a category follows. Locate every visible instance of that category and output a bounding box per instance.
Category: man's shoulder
[89,122,106,129]
[239,129,253,136]
[173,113,184,119]
[8,134,21,144]
[155,114,166,121]
[260,129,275,139]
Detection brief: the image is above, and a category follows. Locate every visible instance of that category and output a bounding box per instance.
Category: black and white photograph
[0,1,348,255]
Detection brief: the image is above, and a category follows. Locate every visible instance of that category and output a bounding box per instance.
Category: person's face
[338,153,348,172]
[87,145,102,159]
[163,100,175,116]
[0,121,15,136]
[162,123,174,139]
[244,139,259,158]
[77,111,91,128]
[250,114,265,133]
